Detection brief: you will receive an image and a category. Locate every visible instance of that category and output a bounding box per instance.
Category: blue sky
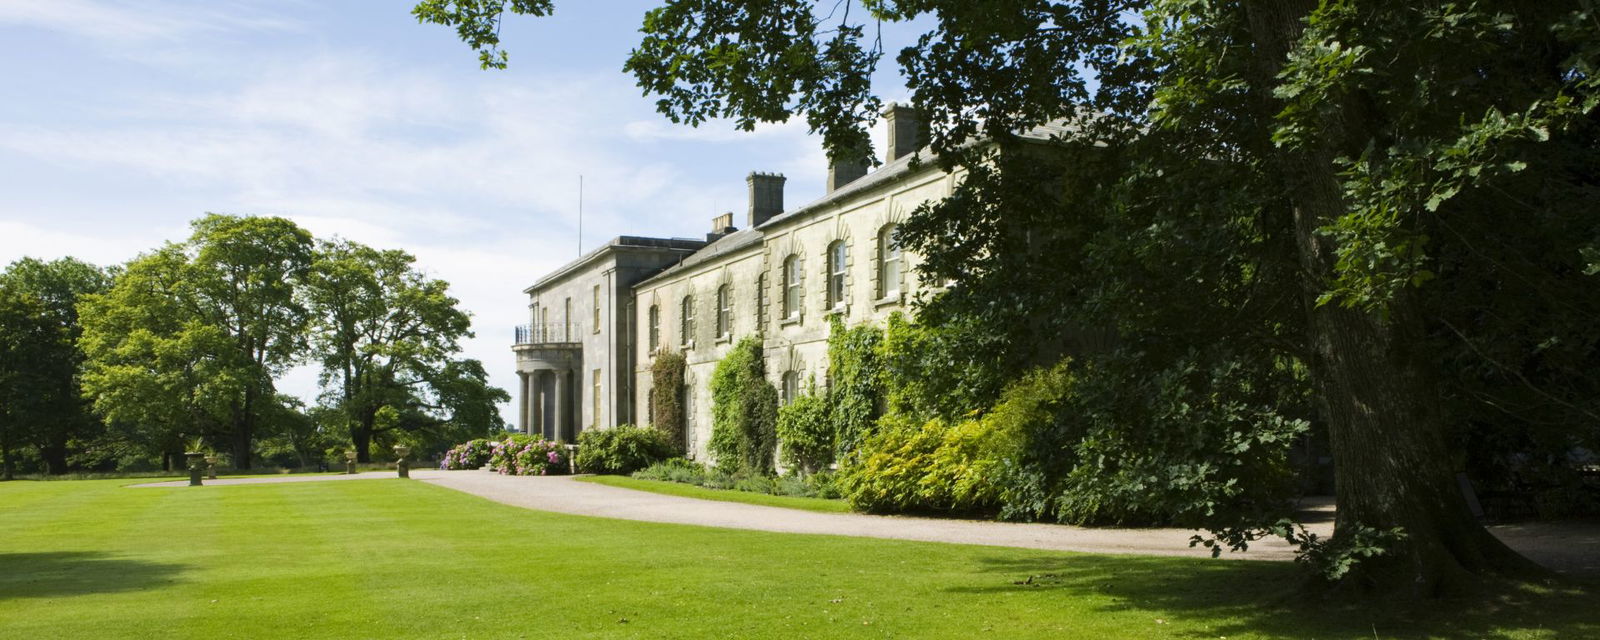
[0,0,919,425]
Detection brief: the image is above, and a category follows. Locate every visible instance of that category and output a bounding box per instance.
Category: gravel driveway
[133,469,1598,575]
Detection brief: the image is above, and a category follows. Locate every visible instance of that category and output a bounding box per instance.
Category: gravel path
[132,469,1598,575]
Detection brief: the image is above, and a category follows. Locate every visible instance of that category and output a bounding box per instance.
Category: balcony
[515,322,584,345]
[513,323,582,373]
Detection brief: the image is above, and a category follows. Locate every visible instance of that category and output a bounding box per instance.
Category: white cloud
[0,0,298,44]
[0,38,844,425]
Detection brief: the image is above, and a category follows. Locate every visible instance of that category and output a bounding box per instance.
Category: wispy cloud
[0,0,299,44]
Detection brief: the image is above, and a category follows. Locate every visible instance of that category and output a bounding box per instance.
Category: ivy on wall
[709,336,778,473]
[826,315,885,458]
[649,349,687,455]
[775,377,832,474]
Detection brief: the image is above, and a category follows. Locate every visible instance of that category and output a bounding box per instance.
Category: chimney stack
[827,154,869,193]
[707,212,735,241]
[883,102,927,162]
[746,172,786,227]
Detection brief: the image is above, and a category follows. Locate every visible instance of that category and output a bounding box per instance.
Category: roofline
[632,235,766,290]
[523,236,706,294]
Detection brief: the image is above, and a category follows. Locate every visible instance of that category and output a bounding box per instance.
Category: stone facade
[513,237,705,441]
[631,157,957,460]
[514,106,1000,458]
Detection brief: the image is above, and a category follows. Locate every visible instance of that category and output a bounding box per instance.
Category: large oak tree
[307,239,507,462]
[417,0,1600,593]
[81,215,313,469]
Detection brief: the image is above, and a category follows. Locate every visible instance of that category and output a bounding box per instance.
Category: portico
[513,327,580,442]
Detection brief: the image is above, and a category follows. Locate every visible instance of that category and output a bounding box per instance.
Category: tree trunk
[1244,0,1541,595]
[40,436,68,475]
[233,386,258,469]
[1,436,12,481]
[353,426,372,463]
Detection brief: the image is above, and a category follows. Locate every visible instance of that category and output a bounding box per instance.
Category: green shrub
[441,438,494,470]
[633,457,707,484]
[837,413,1007,514]
[649,350,687,455]
[487,434,568,476]
[709,336,778,474]
[776,382,833,473]
[574,424,675,475]
[631,459,836,500]
[826,316,885,457]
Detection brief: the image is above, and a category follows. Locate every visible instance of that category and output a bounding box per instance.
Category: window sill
[874,292,903,308]
[714,334,731,345]
[779,316,802,327]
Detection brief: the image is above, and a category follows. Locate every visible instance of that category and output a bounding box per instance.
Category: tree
[0,287,52,479]
[80,246,227,469]
[305,239,506,462]
[0,258,109,475]
[80,215,313,468]
[420,1,1600,593]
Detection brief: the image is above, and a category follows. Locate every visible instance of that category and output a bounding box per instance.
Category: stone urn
[392,444,411,479]
[344,450,357,475]
[185,451,207,487]
[204,455,219,480]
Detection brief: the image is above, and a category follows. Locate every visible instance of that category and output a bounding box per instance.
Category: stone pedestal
[185,452,206,487]
[393,445,411,479]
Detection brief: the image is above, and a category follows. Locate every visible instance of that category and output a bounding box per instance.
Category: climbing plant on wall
[775,377,832,474]
[709,336,778,474]
[649,349,687,455]
[826,316,885,458]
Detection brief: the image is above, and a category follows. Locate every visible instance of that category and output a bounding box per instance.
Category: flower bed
[487,434,569,476]
[440,438,494,470]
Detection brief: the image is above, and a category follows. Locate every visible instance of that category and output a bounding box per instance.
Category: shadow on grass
[951,554,1599,639]
[0,552,187,601]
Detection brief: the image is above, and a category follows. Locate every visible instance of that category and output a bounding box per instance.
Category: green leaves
[411,0,554,69]
[79,217,313,467]
[708,336,778,473]
[306,238,503,460]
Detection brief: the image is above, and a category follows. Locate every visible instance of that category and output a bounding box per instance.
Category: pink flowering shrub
[482,434,569,475]
[440,438,494,470]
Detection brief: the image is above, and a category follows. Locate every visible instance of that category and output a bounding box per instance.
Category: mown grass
[577,474,853,513]
[0,478,1593,639]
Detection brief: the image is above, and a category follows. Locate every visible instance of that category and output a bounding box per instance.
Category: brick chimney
[747,172,786,227]
[827,154,869,193]
[883,102,927,162]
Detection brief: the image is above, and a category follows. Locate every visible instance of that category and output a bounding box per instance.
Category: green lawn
[0,479,1593,639]
[577,474,853,513]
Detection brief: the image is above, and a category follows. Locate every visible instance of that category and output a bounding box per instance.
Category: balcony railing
[515,322,583,345]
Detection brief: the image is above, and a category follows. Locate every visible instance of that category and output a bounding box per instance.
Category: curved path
[135,469,1323,561]
[133,470,1599,574]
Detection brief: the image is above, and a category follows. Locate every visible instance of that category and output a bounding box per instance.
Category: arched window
[716,284,732,339]
[782,370,800,406]
[647,304,660,351]
[783,254,802,320]
[876,224,902,299]
[826,240,847,309]
[680,295,695,346]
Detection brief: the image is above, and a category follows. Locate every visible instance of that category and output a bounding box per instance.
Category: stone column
[517,371,530,434]
[533,371,546,439]
[554,369,571,443]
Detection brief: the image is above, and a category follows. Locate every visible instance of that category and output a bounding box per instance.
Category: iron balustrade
[514,322,583,344]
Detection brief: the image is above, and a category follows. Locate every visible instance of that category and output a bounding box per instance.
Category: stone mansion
[512,106,993,460]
